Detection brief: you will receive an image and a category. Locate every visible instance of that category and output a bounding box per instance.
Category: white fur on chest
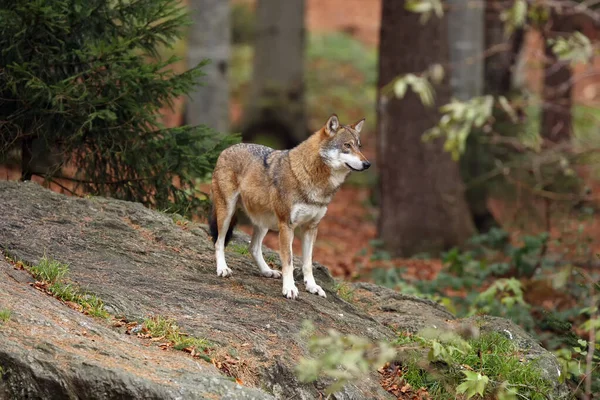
[290,203,327,227]
[329,169,349,189]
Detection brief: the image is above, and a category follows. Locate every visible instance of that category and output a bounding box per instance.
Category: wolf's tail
[209,205,237,247]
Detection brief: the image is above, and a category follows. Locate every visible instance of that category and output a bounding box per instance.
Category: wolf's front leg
[278,223,299,299]
[301,227,326,297]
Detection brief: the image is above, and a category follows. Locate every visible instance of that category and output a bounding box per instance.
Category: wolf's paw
[282,282,299,300]
[261,269,282,279]
[305,281,327,298]
[217,266,233,277]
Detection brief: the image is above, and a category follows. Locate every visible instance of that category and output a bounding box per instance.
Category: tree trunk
[447,0,484,100]
[484,0,525,95]
[186,0,230,132]
[243,0,306,148]
[456,0,525,233]
[377,0,475,256]
[541,12,573,142]
[447,0,500,233]
[20,137,33,181]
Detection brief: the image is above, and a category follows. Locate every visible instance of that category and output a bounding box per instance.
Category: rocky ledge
[0,181,568,399]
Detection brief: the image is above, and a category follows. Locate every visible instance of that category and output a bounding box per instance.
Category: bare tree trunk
[186,0,230,132]
[20,137,33,181]
[485,0,525,94]
[447,0,500,233]
[243,0,306,148]
[377,0,475,256]
[447,0,484,100]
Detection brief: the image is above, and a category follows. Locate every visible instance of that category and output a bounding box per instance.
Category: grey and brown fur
[209,115,370,299]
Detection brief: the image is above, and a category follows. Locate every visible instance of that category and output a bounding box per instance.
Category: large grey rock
[0,181,569,399]
[0,260,271,400]
[0,181,392,400]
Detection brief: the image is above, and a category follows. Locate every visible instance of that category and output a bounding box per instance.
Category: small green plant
[333,281,355,303]
[296,321,396,394]
[264,252,278,265]
[30,257,69,284]
[395,330,553,399]
[228,243,250,256]
[143,315,211,361]
[0,309,11,322]
[27,256,109,319]
[470,278,528,315]
[371,229,552,331]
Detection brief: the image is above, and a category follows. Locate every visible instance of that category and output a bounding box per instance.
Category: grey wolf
[209,115,370,299]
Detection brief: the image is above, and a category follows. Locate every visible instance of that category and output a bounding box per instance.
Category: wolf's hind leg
[301,227,326,297]
[250,225,281,279]
[213,189,238,277]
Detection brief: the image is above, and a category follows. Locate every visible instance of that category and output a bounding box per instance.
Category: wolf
[209,115,370,299]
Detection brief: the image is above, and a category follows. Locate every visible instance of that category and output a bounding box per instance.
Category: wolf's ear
[351,118,365,133]
[325,114,339,136]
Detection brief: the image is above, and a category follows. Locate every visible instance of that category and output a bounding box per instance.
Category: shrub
[0,0,238,216]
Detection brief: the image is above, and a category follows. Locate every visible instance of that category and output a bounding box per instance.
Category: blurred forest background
[2,0,600,397]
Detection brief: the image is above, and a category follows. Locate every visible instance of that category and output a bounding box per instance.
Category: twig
[48,179,78,197]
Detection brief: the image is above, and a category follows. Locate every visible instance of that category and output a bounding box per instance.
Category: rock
[0,260,272,400]
[350,282,455,332]
[0,181,569,399]
[0,181,392,399]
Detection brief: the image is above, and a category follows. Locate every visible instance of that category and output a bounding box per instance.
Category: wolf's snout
[362,161,371,170]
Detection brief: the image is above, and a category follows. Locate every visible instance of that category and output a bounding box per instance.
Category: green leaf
[394,79,408,98]
[457,371,489,399]
[405,0,443,23]
[502,0,527,36]
[550,31,593,65]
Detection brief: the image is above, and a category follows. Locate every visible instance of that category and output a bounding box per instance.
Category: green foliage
[371,229,552,330]
[405,0,443,23]
[228,243,250,256]
[296,321,396,394]
[501,0,528,35]
[0,309,11,322]
[333,281,355,303]
[396,330,553,399]
[30,257,69,284]
[423,96,496,160]
[263,252,278,265]
[371,228,600,394]
[143,315,210,355]
[549,31,593,65]
[471,278,528,315]
[456,371,489,399]
[386,63,445,108]
[27,256,109,319]
[0,0,237,216]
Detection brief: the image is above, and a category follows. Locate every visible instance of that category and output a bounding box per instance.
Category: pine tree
[0,0,237,215]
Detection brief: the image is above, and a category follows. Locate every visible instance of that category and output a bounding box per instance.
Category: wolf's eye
[344,143,352,149]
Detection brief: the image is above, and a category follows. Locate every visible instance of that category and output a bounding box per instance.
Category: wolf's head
[319,114,371,172]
